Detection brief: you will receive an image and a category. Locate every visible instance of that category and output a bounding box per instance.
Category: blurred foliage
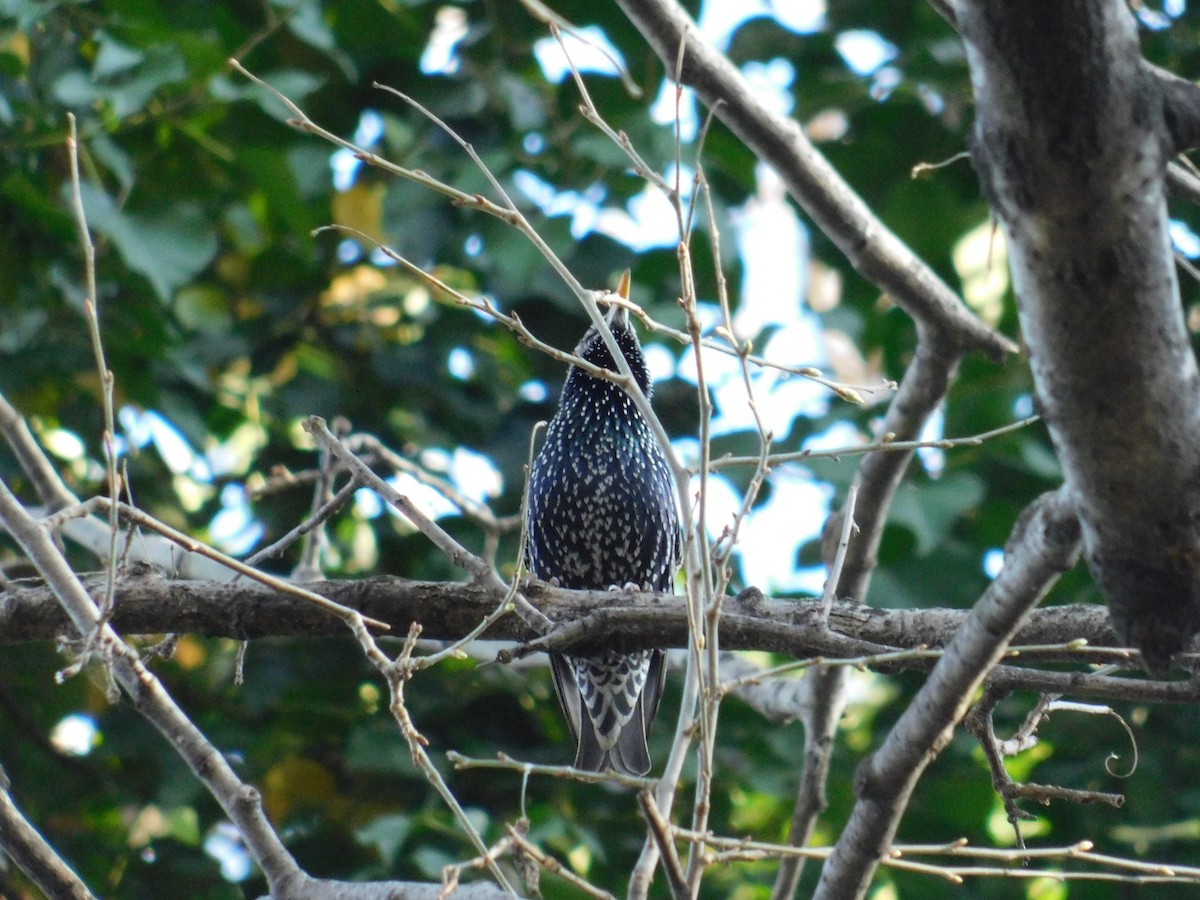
[3,0,1200,897]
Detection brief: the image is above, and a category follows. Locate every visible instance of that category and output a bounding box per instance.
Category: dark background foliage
[3,0,1200,896]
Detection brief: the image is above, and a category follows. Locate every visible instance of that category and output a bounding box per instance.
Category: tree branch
[8,569,1198,704]
[0,477,310,896]
[961,0,1200,672]
[612,0,1015,360]
[0,572,1092,650]
[0,765,96,900]
[814,486,1080,899]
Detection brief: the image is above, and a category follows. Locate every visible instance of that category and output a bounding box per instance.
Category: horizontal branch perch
[10,569,1193,708]
[0,569,1126,655]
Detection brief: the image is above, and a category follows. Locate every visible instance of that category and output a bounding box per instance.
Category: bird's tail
[551,649,666,777]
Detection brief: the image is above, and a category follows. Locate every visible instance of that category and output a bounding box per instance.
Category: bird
[525,271,680,776]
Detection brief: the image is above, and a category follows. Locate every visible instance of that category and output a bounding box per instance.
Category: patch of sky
[674,162,828,439]
[918,83,945,116]
[422,446,503,504]
[1170,219,1200,258]
[532,26,627,84]
[983,547,1005,579]
[768,0,827,34]
[803,420,864,454]
[448,346,475,380]
[419,6,469,75]
[737,465,832,594]
[700,0,826,51]
[741,58,796,116]
[472,294,500,322]
[338,239,362,264]
[204,822,254,882]
[355,486,383,519]
[643,342,677,384]
[50,713,99,756]
[648,80,698,142]
[647,0,823,140]
[638,145,841,592]
[917,405,946,478]
[731,164,808,335]
[519,380,548,403]
[671,437,703,469]
[513,167,684,250]
[684,463,830,592]
[330,109,384,192]
[1137,4,1176,29]
[369,246,397,267]
[210,484,264,556]
[693,470,744,540]
[835,30,898,76]
[523,132,545,155]
[869,66,902,102]
[381,473,458,522]
[118,407,212,481]
[591,180,685,250]
[648,56,795,140]
[353,448,504,525]
[359,447,504,526]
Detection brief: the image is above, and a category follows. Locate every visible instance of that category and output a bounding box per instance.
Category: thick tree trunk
[961,0,1200,671]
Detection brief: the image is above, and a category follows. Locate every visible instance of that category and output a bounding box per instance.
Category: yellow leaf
[263,757,337,824]
[332,182,388,246]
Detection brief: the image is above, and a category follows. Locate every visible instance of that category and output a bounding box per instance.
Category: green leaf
[887,471,986,556]
[93,31,145,78]
[74,181,218,301]
[345,720,412,774]
[355,813,412,868]
[211,69,327,122]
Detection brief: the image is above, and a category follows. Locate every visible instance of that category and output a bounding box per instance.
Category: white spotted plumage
[526,295,679,776]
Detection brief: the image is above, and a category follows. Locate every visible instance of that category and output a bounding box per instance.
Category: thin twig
[708,415,1041,471]
[638,790,690,900]
[66,114,120,623]
[40,496,390,632]
[504,824,619,900]
[820,477,859,617]
[243,477,361,568]
[353,623,517,895]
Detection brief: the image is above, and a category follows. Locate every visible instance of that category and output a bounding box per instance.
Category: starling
[526,272,680,776]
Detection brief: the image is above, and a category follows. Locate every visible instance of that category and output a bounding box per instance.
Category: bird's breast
[528,409,678,591]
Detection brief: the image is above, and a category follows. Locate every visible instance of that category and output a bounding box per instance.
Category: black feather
[527,305,679,776]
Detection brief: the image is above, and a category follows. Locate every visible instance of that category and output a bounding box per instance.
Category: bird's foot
[608,581,643,592]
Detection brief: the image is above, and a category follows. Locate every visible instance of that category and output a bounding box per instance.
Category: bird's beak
[607,269,632,327]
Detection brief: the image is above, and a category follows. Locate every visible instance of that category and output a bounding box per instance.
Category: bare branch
[0,765,96,900]
[65,113,121,620]
[0,477,308,895]
[960,0,1200,670]
[612,0,1015,360]
[815,486,1081,898]
[0,388,237,582]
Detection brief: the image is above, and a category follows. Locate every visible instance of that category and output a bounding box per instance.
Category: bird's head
[572,270,653,396]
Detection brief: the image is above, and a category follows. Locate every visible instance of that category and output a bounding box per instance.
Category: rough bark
[0,571,1114,652]
[0,770,97,900]
[962,0,1200,671]
[11,571,1200,704]
[815,487,1081,899]
[612,0,1015,360]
